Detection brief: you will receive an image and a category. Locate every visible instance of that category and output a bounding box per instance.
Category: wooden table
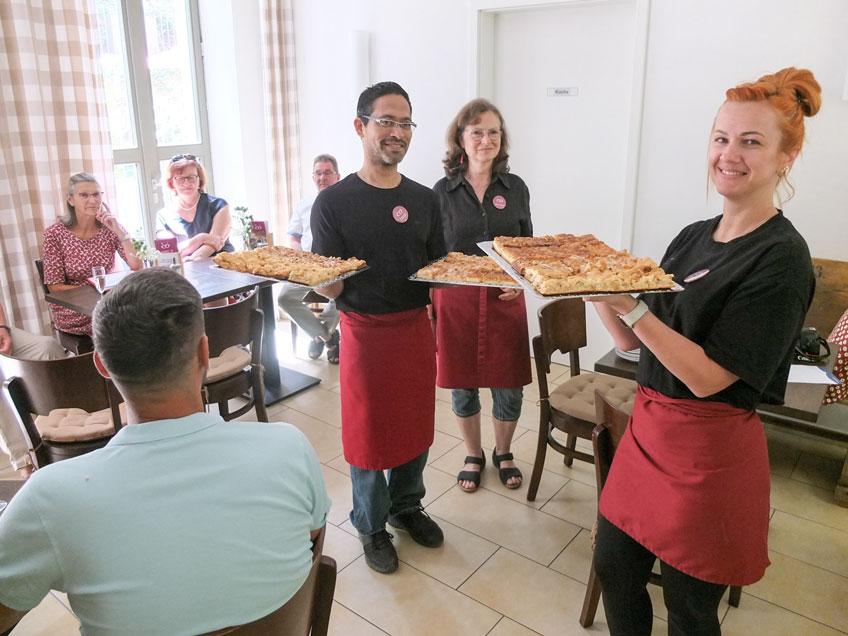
[595,348,848,504]
[45,260,319,404]
[0,480,25,517]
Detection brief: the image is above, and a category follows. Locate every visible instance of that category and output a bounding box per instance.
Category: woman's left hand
[499,287,523,301]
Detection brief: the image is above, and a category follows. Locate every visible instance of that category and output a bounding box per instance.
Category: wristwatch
[619,300,649,328]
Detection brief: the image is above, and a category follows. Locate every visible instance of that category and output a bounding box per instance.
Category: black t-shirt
[311,173,446,314]
[637,212,814,411]
[433,172,533,253]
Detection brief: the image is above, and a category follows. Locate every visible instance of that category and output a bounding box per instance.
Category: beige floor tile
[421,465,458,508]
[721,593,845,635]
[770,474,848,532]
[391,516,498,588]
[434,399,460,435]
[488,616,543,635]
[429,442,569,509]
[427,430,464,464]
[335,555,500,636]
[427,487,580,565]
[791,452,844,490]
[459,548,594,636]
[263,402,290,423]
[281,410,343,462]
[283,386,342,427]
[768,511,848,577]
[9,593,79,635]
[767,437,801,478]
[549,529,594,584]
[540,480,598,531]
[510,429,597,488]
[324,522,364,571]
[746,550,848,632]
[329,602,389,635]
[321,465,354,526]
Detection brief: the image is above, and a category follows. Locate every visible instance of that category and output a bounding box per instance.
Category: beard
[371,136,408,166]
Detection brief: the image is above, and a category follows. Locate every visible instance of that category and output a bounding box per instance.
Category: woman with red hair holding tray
[588,67,820,634]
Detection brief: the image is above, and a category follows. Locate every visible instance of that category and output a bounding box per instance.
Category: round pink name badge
[492,195,507,210]
[392,205,409,223]
[683,268,710,283]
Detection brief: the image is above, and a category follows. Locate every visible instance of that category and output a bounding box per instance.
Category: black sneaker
[307,336,325,360]
[388,507,444,548]
[360,530,398,574]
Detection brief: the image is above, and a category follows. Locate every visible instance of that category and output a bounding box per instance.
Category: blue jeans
[451,387,524,421]
[349,451,428,536]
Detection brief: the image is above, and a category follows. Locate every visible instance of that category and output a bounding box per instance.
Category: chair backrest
[0,352,115,415]
[591,390,631,499]
[537,298,587,376]
[34,259,50,295]
[807,258,848,336]
[203,291,260,356]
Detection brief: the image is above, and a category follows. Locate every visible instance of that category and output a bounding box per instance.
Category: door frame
[467,0,651,250]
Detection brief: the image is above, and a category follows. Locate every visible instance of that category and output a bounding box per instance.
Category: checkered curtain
[0,0,113,334]
[261,0,302,236]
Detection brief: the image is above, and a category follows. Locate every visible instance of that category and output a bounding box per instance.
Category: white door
[484,0,640,367]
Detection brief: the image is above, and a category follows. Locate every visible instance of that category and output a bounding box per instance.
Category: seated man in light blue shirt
[0,268,331,635]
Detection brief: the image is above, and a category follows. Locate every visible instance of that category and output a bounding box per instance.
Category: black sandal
[457,451,486,493]
[492,450,523,489]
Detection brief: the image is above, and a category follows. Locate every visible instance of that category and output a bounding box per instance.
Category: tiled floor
[3,318,848,635]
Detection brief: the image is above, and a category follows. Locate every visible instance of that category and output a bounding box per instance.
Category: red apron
[432,286,531,388]
[599,385,770,586]
[339,308,436,470]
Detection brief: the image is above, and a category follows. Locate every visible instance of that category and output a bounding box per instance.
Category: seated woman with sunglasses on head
[158,154,234,260]
[42,172,143,336]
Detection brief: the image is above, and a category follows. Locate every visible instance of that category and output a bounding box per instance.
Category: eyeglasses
[360,116,417,131]
[170,154,197,163]
[75,191,104,201]
[174,174,199,184]
[466,129,501,142]
[313,170,338,177]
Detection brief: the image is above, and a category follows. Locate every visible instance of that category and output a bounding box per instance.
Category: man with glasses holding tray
[312,82,446,574]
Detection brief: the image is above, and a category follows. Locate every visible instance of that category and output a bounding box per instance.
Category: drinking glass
[92,266,107,294]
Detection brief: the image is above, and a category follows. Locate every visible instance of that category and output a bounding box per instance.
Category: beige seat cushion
[206,345,252,383]
[34,402,126,442]
[549,372,637,422]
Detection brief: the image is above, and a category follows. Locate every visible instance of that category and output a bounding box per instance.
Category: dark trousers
[594,515,727,636]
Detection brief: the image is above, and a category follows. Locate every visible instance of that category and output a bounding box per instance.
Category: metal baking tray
[408,255,521,289]
[213,262,369,289]
[477,241,683,299]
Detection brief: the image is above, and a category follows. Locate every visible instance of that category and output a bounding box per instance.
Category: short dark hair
[313,154,338,172]
[356,81,412,119]
[92,269,204,391]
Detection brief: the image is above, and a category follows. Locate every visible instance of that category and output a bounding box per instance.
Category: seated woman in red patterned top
[42,172,143,336]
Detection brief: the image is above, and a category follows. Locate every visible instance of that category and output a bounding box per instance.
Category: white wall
[198,0,271,230]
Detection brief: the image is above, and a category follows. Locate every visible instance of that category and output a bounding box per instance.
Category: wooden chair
[34,258,93,354]
[203,290,268,422]
[579,391,741,628]
[203,528,337,636]
[807,258,848,336]
[288,289,330,352]
[526,298,637,501]
[0,352,124,468]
